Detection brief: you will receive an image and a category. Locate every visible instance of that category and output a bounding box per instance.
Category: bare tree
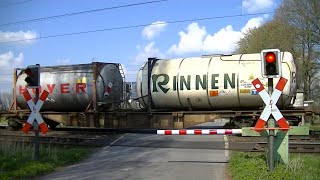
[0,91,12,111]
[236,19,297,54]
[276,0,320,101]
[236,0,320,103]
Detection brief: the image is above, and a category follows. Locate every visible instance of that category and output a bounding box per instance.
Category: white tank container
[136,52,297,110]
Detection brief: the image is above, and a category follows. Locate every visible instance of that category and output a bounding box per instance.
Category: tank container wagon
[5,62,126,129]
[1,51,315,130]
[136,51,313,127]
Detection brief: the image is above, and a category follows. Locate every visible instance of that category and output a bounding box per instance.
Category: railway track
[0,129,122,147]
[249,141,320,153]
[226,140,320,153]
[228,133,320,153]
[0,128,320,153]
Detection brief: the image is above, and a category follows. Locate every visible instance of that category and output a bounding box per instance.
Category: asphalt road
[39,132,231,180]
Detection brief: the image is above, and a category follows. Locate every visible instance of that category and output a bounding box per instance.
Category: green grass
[229,152,320,180]
[0,117,7,125]
[0,142,94,180]
[309,125,320,131]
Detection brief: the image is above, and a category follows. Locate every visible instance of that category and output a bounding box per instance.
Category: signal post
[246,49,308,171]
[156,49,309,172]
[22,64,48,160]
[262,49,282,171]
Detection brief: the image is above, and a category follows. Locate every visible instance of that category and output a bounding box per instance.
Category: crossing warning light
[24,64,40,88]
[261,49,281,78]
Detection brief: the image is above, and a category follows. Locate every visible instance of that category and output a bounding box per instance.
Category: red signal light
[265,52,276,63]
[25,68,32,76]
[261,49,281,77]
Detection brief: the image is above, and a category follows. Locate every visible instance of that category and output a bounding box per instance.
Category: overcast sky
[0,0,280,92]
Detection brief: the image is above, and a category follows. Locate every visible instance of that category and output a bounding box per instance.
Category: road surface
[38,132,231,180]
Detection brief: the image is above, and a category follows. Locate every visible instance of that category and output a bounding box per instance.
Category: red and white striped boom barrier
[157,129,242,135]
[252,77,290,132]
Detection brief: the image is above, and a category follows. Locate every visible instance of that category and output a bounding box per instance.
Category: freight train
[1,50,315,130]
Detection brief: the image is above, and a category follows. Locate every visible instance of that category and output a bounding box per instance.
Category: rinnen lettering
[152,73,236,93]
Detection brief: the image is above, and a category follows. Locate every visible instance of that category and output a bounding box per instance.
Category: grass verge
[229,152,320,180]
[0,142,94,180]
[0,117,8,125]
[309,125,320,131]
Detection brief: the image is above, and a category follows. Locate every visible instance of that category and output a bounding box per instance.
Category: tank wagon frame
[4,107,313,130]
[1,58,316,130]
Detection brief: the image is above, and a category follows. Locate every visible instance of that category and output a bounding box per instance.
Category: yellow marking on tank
[249,74,254,80]
[82,77,87,83]
[240,89,250,93]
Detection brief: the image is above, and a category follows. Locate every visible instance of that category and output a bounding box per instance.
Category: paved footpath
[37,132,231,180]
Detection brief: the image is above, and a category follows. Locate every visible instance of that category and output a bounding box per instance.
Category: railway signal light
[261,49,281,78]
[24,64,40,88]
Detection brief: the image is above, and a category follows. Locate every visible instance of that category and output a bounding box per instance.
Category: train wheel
[44,118,60,129]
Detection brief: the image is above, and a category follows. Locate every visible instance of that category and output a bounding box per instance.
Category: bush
[229,152,320,180]
[0,142,93,180]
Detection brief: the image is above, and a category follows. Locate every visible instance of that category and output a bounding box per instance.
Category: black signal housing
[261,49,281,78]
[24,65,40,88]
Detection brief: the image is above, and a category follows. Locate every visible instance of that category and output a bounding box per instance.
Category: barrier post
[242,126,309,166]
[267,78,275,171]
[34,87,40,160]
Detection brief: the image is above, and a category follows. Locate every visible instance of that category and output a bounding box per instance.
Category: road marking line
[224,135,229,157]
[103,134,125,150]
[110,135,125,145]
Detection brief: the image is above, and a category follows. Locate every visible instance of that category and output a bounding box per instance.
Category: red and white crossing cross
[22,90,49,134]
[252,77,290,132]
